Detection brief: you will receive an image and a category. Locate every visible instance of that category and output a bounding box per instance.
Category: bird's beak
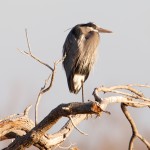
[97,27,112,33]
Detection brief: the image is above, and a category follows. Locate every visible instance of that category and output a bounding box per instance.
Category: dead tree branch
[17,29,66,125]
[93,85,150,150]
[1,31,149,149]
[2,102,101,150]
[35,60,60,125]
[18,29,53,71]
[0,85,150,149]
[121,104,150,150]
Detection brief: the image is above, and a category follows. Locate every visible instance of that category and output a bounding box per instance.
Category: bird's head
[81,22,112,33]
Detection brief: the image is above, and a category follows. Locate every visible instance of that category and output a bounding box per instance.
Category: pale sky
[0,1,150,149]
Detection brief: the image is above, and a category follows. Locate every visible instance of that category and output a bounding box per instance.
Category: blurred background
[0,1,150,149]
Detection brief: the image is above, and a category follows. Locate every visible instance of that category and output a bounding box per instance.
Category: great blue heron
[63,22,112,102]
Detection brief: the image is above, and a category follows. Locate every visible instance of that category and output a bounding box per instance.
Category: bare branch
[127,84,150,88]
[25,28,31,54]
[121,104,150,150]
[93,88,150,110]
[69,116,88,136]
[3,102,101,149]
[94,85,150,104]
[1,84,150,149]
[17,29,54,71]
[93,85,150,150]
[0,113,34,141]
[35,56,65,125]
[24,105,32,116]
[17,29,66,125]
[58,142,76,150]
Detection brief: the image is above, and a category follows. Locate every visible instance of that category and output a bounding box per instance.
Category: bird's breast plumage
[76,31,100,75]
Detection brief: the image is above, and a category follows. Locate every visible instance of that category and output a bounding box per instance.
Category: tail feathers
[68,74,85,94]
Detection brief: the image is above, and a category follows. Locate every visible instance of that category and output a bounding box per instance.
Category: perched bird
[63,22,112,102]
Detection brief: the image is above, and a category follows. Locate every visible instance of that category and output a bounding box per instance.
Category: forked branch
[121,104,150,150]
[1,85,150,149]
[18,29,53,71]
[17,29,66,125]
[93,85,150,150]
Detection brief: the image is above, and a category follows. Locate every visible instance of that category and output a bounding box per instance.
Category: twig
[24,105,32,116]
[35,56,66,125]
[69,116,88,136]
[93,88,150,110]
[17,29,54,71]
[93,85,150,149]
[35,75,51,125]
[58,142,76,150]
[111,89,150,102]
[96,85,150,102]
[35,66,55,125]
[35,55,66,125]
[121,104,150,150]
[25,28,31,53]
[18,29,66,125]
[127,84,150,88]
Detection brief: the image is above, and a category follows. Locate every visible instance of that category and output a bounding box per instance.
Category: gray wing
[63,26,84,93]
[63,26,84,77]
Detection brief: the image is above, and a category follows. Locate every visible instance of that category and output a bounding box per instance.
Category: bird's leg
[81,81,84,102]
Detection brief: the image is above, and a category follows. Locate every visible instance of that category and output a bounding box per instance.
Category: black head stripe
[86,22,97,29]
[80,22,97,29]
[71,25,82,38]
